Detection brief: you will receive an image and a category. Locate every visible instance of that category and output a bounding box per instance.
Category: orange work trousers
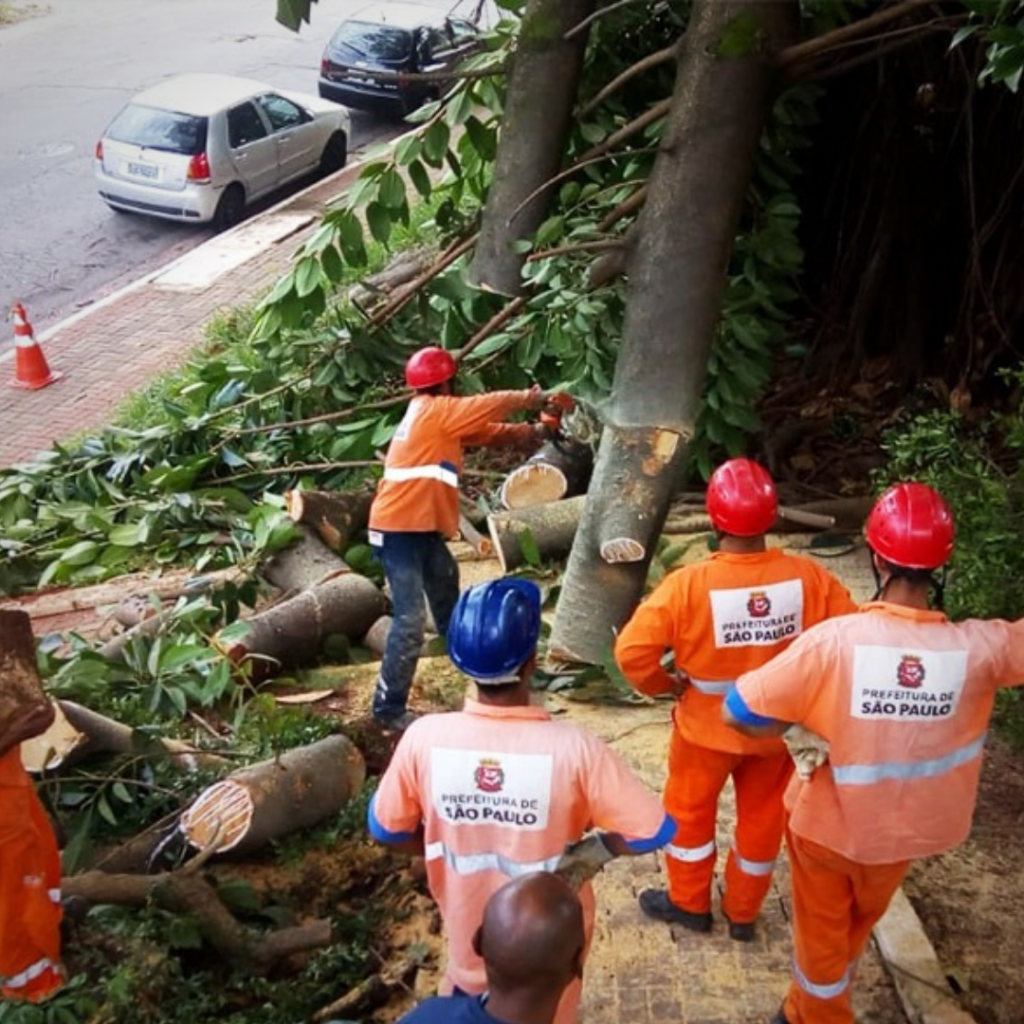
[663,729,792,923]
[783,826,910,1024]
[0,779,64,1003]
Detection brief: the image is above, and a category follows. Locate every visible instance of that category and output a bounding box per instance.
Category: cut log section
[213,573,386,674]
[362,615,436,659]
[0,609,47,722]
[285,489,373,554]
[499,437,594,509]
[487,495,586,573]
[262,523,350,593]
[180,735,366,856]
[457,513,494,558]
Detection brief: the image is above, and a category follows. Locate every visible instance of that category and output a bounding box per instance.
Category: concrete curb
[874,888,978,1024]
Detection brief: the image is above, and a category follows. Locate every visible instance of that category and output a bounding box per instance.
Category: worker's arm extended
[366,793,425,856]
[721,687,791,738]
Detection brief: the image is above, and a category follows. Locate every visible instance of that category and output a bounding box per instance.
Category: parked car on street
[94,73,351,229]
[318,1,481,117]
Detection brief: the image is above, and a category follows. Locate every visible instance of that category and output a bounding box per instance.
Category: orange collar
[462,697,551,721]
[709,548,784,565]
[858,600,949,624]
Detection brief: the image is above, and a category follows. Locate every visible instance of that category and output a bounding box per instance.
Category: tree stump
[180,735,366,856]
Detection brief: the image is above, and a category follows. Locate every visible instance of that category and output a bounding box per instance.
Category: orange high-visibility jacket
[369,391,536,538]
[616,549,856,755]
[735,602,1024,863]
[0,748,63,1002]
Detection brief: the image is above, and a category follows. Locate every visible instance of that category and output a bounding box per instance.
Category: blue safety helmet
[448,578,542,682]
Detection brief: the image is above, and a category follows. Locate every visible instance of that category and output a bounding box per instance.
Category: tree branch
[456,297,529,361]
[578,97,673,164]
[597,185,648,233]
[527,239,624,262]
[777,0,934,67]
[565,0,650,39]
[578,41,680,118]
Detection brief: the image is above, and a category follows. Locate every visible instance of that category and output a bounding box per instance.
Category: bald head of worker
[471,872,585,1024]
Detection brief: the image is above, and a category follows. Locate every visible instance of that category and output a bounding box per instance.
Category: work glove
[554,832,615,889]
[783,724,830,780]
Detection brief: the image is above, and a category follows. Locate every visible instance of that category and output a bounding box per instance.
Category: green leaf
[366,201,392,244]
[518,528,541,567]
[108,522,142,547]
[423,121,451,167]
[393,134,423,166]
[379,169,407,210]
[294,256,323,298]
[59,540,99,566]
[718,10,761,58]
[408,159,433,198]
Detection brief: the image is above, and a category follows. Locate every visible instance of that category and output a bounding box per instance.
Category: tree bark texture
[469,0,596,294]
[284,489,373,555]
[0,608,46,721]
[180,735,365,856]
[261,523,351,593]
[487,495,586,574]
[498,437,593,509]
[213,573,386,673]
[551,0,799,664]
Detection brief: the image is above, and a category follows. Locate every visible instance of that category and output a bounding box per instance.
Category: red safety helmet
[706,458,778,537]
[865,482,955,570]
[405,346,458,389]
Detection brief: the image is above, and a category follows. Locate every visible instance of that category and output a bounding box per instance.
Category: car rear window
[329,21,413,62]
[105,104,208,156]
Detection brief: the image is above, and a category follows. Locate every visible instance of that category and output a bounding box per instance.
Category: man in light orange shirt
[725,482,1024,1024]
[615,458,855,940]
[0,699,65,1003]
[369,578,674,1024]
[369,347,550,730]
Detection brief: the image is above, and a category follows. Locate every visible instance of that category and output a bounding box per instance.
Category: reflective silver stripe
[2,957,60,990]
[688,677,735,696]
[48,887,61,903]
[424,841,561,878]
[832,734,986,787]
[384,464,458,488]
[732,847,776,876]
[665,840,716,862]
[793,959,850,1000]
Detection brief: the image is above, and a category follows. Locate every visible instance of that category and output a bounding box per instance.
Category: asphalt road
[0,0,426,339]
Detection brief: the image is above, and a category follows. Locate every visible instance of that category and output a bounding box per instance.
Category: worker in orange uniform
[369,578,674,1024]
[615,458,856,940]
[724,481,1024,1024]
[0,699,65,1002]
[369,346,554,731]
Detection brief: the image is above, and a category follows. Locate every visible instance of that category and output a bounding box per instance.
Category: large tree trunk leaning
[469,0,597,294]
[180,735,365,856]
[499,437,593,509]
[550,0,799,663]
[0,608,47,720]
[64,865,331,974]
[213,574,386,675]
[487,495,586,573]
[284,488,373,555]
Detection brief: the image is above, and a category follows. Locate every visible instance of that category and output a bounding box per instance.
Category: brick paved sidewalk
[0,166,363,469]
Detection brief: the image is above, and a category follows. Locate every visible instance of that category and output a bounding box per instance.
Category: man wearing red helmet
[615,458,855,940]
[369,347,551,730]
[724,482,1024,1024]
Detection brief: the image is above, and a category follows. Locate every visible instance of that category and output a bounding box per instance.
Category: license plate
[127,161,158,180]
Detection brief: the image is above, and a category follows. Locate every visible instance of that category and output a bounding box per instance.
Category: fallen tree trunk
[550,0,798,664]
[347,247,434,312]
[213,574,385,673]
[0,609,47,720]
[284,489,373,555]
[54,700,228,771]
[487,496,586,573]
[362,615,437,659]
[261,523,350,593]
[63,867,332,974]
[499,437,593,509]
[180,734,365,856]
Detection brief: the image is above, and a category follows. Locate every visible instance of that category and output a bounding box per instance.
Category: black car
[318,1,481,116]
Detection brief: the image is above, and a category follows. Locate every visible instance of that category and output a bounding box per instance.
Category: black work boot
[768,1007,793,1024]
[722,908,756,942]
[638,889,712,932]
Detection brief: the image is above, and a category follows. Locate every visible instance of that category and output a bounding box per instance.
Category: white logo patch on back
[430,748,553,830]
[710,578,804,648]
[393,403,420,442]
[851,645,968,722]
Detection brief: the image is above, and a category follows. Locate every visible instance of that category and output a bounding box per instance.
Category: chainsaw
[539,392,577,436]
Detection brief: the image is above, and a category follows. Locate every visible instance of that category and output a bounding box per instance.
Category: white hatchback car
[95,73,351,229]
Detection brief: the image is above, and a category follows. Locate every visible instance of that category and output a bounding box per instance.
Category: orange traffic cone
[10,303,63,390]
